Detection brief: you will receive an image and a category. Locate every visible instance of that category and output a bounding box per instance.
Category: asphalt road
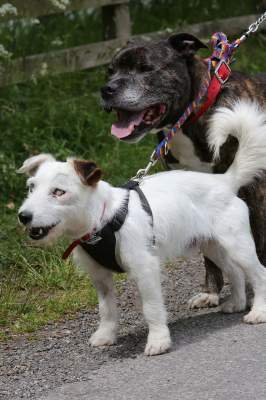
[41,312,266,400]
[2,256,266,400]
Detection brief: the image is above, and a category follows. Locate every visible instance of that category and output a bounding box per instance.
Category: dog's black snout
[18,211,33,225]
[101,82,119,98]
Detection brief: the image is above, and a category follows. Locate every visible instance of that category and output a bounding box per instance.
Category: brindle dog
[101,33,266,308]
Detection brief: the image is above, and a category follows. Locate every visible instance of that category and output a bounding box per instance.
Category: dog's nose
[101,82,118,98]
[18,211,33,225]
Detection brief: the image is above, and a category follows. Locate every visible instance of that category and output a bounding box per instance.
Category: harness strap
[122,179,153,221]
[123,180,155,245]
[80,194,130,273]
[62,180,155,270]
[108,192,130,232]
[62,204,106,260]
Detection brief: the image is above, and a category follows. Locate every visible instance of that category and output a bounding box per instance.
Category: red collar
[188,60,231,125]
[62,203,106,260]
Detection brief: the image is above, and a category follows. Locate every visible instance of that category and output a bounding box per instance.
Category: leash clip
[164,139,169,155]
[132,151,157,182]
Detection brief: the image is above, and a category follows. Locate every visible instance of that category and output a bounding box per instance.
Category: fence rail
[0,0,129,20]
[0,0,265,87]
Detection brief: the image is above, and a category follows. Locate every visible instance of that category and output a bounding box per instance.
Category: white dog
[18,101,266,356]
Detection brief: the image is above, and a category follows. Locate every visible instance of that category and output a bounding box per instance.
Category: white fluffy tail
[207,101,266,192]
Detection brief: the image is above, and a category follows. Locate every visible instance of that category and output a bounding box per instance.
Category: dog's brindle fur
[102,33,266,300]
[184,68,266,296]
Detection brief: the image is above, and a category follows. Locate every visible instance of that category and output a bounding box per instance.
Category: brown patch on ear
[73,160,102,186]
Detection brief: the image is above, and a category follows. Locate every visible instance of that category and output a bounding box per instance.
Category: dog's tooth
[39,228,43,235]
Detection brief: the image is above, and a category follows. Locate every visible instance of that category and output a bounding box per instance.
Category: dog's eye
[28,183,35,193]
[107,66,114,75]
[52,188,66,197]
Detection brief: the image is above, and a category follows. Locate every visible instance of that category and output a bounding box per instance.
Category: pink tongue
[111,111,145,139]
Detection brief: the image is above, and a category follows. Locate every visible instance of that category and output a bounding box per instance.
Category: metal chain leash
[239,11,266,42]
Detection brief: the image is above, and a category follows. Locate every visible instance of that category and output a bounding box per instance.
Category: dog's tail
[207,100,266,192]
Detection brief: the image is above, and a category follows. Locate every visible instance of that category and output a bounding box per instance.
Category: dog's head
[17,154,102,244]
[101,32,207,143]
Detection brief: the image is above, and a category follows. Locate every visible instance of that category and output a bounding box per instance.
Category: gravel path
[0,256,229,400]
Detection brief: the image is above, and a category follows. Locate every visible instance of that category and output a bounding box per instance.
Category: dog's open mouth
[29,222,59,240]
[111,104,166,139]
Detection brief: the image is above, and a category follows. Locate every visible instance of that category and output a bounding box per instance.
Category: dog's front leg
[74,249,118,347]
[89,267,118,347]
[131,256,171,356]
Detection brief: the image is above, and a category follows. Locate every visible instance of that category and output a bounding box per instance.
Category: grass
[0,211,98,339]
[0,1,265,340]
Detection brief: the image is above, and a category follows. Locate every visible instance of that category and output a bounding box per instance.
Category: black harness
[80,180,154,273]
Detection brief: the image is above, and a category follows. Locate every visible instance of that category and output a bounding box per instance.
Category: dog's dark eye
[28,183,35,193]
[52,188,66,197]
[107,65,115,75]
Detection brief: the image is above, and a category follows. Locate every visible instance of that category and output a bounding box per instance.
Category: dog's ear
[73,160,102,186]
[17,154,55,176]
[168,32,208,56]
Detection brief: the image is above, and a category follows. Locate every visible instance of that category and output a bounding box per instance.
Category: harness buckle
[214,60,231,85]
[81,234,102,245]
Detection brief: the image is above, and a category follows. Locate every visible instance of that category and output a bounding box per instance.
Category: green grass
[0,211,98,339]
[0,1,265,339]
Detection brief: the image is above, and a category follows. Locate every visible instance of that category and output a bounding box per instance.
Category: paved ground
[1,256,266,400]
[42,314,266,400]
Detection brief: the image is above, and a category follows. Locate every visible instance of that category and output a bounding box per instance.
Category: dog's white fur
[18,101,266,356]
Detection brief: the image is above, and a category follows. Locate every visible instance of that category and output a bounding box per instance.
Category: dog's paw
[188,292,219,309]
[243,309,266,324]
[220,297,246,314]
[144,328,171,356]
[89,329,116,347]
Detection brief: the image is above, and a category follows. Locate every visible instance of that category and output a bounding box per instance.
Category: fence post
[102,2,131,40]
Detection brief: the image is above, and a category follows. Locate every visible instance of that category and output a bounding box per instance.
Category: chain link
[246,11,266,35]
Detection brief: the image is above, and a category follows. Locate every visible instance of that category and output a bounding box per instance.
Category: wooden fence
[0,0,265,87]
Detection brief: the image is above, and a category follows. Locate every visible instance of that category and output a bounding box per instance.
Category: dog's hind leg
[74,248,118,347]
[202,243,247,314]
[188,258,222,309]
[214,198,266,323]
[239,176,266,266]
[129,254,171,356]
[222,245,266,323]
